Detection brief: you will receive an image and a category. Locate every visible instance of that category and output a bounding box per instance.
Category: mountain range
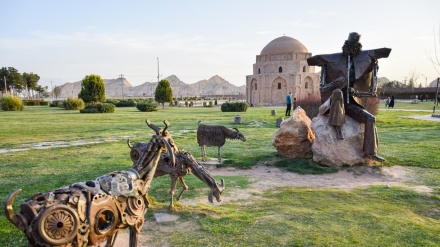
[55,75,397,100]
[56,75,246,99]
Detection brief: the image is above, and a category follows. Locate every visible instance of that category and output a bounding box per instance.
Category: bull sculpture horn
[127,139,133,148]
[146,119,161,135]
[162,120,170,135]
[219,178,225,189]
[233,128,239,132]
[5,189,26,231]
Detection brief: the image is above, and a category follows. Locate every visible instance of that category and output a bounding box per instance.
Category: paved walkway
[407,114,440,122]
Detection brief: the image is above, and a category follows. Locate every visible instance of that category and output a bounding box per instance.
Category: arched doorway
[271,77,287,105]
[250,78,259,105]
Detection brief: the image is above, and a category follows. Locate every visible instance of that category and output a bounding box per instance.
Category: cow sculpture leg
[129,217,144,247]
[169,174,178,208]
[105,231,119,247]
[176,177,189,201]
[201,145,207,161]
[217,146,222,162]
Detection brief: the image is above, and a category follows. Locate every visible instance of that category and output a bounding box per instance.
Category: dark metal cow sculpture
[5,120,176,247]
[128,142,225,209]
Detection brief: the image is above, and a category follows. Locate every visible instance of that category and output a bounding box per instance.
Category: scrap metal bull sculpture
[5,119,176,247]
[128,141,225,209]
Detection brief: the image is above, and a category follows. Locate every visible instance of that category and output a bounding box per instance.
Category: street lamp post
[421,74,427,87]
[119,74,124,100]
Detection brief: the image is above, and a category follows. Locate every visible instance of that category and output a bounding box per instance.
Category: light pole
[119,74,124,100]
[421,74,427,87]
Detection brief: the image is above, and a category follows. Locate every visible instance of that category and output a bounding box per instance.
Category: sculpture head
[130,119,177,178]
[342,32,362,57]
[232,128,246,142]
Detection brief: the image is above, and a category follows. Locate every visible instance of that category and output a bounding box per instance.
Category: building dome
[260,36,308,55]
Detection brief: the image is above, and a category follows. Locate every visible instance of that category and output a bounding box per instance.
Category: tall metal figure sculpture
[307,32,391,162]
[5,120,176,247]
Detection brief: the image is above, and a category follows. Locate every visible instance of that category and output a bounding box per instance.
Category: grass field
[0,103,439,246]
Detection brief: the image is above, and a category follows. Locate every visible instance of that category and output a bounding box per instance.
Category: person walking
[385,97,390,108]
[285,92,292,116]
[389,95,395,108]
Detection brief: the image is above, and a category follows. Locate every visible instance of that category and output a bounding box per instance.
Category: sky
[2,0,440,89]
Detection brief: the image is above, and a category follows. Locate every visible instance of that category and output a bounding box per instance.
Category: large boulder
[311,114,365,166]
[272,107,315,158]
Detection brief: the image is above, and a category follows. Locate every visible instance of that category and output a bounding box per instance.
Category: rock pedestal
[272,107,315,158]
[311,114,365,166]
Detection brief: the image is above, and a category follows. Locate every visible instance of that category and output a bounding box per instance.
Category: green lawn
[0,103,439,246]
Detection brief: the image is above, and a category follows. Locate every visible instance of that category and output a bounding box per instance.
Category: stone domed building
[246,36,320,106]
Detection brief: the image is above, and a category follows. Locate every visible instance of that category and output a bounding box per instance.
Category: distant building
[246,36,320,106]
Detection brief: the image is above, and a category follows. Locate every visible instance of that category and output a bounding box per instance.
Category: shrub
[185,101,188,107]
[23,101,36,106]
[136,99,158,112]
[1,95,23,111]
[221,102,248,112]
[79,103,115,113]
[297,94,321,119]
[105,99,120,105]
[22,100,48,106]
[50,100,63,107]
[79,105,100,113]
[189,101,194,107]
[359,96,380,116]
[203,101,213,107]
[101,103,115,113]
[215,99,218,105]
[64,97,85,110]
[115,100,136,107]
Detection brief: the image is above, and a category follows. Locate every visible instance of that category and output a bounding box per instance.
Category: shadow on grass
[271,158,339,174]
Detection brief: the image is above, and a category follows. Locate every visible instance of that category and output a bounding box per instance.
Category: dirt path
[112,165,431,246]
[181,165,432,204]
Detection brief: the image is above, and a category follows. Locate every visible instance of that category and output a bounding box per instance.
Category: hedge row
[136,102,158,112]
[221,102,248,112]
[22,100,50,106]
[80,103,115,113]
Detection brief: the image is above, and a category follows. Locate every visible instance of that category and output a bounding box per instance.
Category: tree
[0,67,23,95]
[382,80,405,88]
[52,86,61,99]
[22,72,40,98]
[35,85,49,98]
[428,24,440,76]
[407,69,420,88]
[78,74,106,104]
[154,79,173,109]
